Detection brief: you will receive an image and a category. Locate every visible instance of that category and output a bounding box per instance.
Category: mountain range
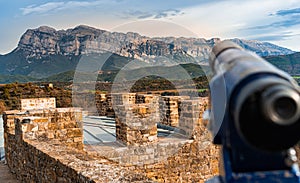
[0,25,297,83]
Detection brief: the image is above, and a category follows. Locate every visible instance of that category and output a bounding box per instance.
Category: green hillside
[0,51,298,84]
[0,49,81,78]
[264,52,300,75]
[0,74,37,83]
[42,63,207,83]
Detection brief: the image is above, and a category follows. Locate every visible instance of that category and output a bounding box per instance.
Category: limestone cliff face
[18,25,110,57]
[18,26,59,57]
[17,25,294,60]
[120,39,185,58]
[17,25,156,58]
[17,25,196,60]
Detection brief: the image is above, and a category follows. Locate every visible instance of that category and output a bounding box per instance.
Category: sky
[1,0,300,54]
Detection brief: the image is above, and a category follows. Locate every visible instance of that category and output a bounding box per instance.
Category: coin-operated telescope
[206,41,300,183]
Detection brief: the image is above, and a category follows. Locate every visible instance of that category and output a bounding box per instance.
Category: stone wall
[4,132,95,182]
[95,93,114,116]
[134,97,219,182]
[4,95,299,183]
[21,97,56,110]
[112,93,136,105]
[160,96,190,127]
[3,96,220,183]
[115,94,159,145]
[3,107,94,182]
[15,113,83,149]
[178,99,202,137]
[136,94,157,104]
[3,108,83,149]
[96,93,193,128]
[91,96,220,181]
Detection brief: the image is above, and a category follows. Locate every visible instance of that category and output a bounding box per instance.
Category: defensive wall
[3,95,220,182]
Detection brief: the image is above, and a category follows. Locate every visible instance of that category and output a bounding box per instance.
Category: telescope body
[207,41,300,182]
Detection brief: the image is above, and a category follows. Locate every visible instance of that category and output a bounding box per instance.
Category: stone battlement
[3,96,219,182]
[4,107,83,149]
[114,94,159,145]
[21,97,56,110]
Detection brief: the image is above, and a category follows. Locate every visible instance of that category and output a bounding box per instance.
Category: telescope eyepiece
[261,85,300,126]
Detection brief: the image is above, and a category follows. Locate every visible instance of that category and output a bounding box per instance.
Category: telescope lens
[274,97,297,120]
[236,82,300,151]
[262,85,300,126]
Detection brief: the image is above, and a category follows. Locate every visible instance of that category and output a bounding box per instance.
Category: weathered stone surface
[159,96,190,127]
[5,107,84,150]
[95,93,115,116]
[115,94,159,145]
[21,98,56,110]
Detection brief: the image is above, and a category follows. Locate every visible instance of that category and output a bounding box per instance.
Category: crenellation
[178,99,202,137]
[3,96,220,183]
[136,94,157,104]
[21,98,56,110]
[115,94,159,145]
[8,110,83,150]
[112,93,136,105]
[159,96,190,127]
[95,93,114,116]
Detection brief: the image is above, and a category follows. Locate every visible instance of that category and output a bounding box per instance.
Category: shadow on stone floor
[0,161,20,183]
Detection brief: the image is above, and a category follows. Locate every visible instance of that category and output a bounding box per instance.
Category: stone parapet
[136,94,157,104]
[3,107,83,150]
[115,95,159,145]
[178,99,202,137]
[111,93,136,105]
[95,93,115,116]
[21,98,56,110]
[3,96,220,183]
[159,96,190,127]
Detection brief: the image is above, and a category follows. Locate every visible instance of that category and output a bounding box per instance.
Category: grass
[198,88,208,92]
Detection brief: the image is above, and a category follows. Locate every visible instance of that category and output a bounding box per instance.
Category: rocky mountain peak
[16,25,295,61]
[74,25,97,31]
[36,26,57,34]
[18,26,59,57]
[18,25,107,57]
[67,25,106,35]
[230,38,294,56]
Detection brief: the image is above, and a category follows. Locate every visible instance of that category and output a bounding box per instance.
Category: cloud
[124,11,151,19]
[137,14,153,19]
[21,2,65,15]
[154,9,183,19]
[123,9,184,20]
[248,7,300,30]
[274,7,300,16]
[20,0,116,15]
[249,16,300,30]
[20,0,185,21]
[250,32,299,41]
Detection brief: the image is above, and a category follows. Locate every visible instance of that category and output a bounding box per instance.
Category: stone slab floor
[0,161,19,183]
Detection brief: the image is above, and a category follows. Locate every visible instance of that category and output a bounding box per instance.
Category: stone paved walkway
[83,116,174,145]
[0,161,20,183]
